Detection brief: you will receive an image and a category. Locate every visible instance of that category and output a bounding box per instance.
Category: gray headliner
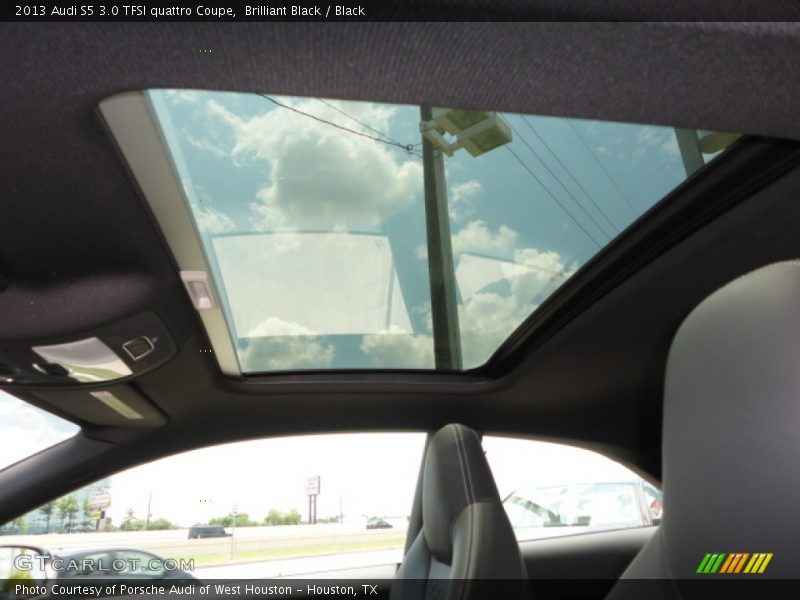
[2,21,800,522]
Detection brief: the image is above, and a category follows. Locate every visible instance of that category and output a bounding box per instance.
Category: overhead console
[0,312,175,387]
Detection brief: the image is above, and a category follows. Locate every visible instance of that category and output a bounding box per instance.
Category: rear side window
[6,433,425,579]
[0,390,78,472]
[483,435,661,541]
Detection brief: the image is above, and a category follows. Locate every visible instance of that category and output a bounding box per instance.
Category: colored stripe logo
[697,552,773,574]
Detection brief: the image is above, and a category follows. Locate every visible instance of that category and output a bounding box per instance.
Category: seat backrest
[609,262,800,597]
[391,423,527,600]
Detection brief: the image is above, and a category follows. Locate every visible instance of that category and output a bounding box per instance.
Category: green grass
[175,537,404,567]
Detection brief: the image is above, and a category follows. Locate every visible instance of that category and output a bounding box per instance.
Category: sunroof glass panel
[148,89,732,373]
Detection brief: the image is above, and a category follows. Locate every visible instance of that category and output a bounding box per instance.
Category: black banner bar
[4,578,800,600]
[3,0,800,23]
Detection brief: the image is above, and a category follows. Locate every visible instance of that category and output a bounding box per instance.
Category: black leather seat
[391,423,527,600]
[608,262,800,597]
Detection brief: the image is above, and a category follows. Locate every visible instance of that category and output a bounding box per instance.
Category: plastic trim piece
[99,92,240,376]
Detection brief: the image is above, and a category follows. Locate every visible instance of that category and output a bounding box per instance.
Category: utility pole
[144,493,151,531]
[230,503,238,560]
[674,129,704,177]
[420,105,463,370]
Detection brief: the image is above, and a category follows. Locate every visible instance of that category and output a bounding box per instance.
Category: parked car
[49,547,195,582]
[187,525,231,539]
[366,519,393,530]
[503,480,663,540]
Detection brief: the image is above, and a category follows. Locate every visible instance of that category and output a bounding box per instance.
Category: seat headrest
[661,261,800,577]
[422,423,502,563]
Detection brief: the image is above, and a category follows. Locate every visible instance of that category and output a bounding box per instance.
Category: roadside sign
[305,475,320,496]
[89,494,111,509]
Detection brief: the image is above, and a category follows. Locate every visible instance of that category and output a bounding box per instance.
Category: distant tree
[11,517,27,532]
[120,519,145,531]
[65,497,79,533]
[147,518,176,530]
[55,498,69,531]
[56,496,78,533]
[210,513,257,527]
[119,508,143,531]
[39,502,56,534]
[316,515,342,524]
[264,508,301,526]
[81,499,93,531]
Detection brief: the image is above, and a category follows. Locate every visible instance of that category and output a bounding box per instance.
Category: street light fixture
[675,129,742,177]
[421,108,513,157]
[698,131,741,154]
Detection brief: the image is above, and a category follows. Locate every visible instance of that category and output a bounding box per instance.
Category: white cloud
[508,247,574,302]
[246,316,318,337]
[194,206,235,234]
[182,130,229,158]
[660,136,681,159]
[165,90,200,104]
[457,291,537,367]
[455,248,577,367]
[449,179,482,222]
[451,220,518,257]
[206,98,422,232]
[359,326,435,369]
[418,218,520,263]
[634,126,680,161]
[239,319,335,372]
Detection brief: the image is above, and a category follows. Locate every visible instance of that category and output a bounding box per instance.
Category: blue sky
[151,89,694,372]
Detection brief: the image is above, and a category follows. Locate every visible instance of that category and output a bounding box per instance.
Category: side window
[113,551,165,577]
[483,436,662,541]
[8,433,425,579]
[642,482,663,522]
[60,551,113,577]
[0,390,78,473]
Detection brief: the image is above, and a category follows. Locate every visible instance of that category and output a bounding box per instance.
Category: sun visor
[33,385,167,428]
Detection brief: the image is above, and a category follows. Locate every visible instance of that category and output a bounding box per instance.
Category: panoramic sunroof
[102,89,735,374]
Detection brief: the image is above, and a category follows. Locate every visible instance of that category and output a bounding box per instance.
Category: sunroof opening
[102,89,736,374]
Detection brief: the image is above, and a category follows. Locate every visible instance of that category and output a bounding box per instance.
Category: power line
[521,116,621,235]
[567,121,638,216]
[261,95,421,157]
[505,146,602,249]
[507,120,615,241]
[316,98,404,147]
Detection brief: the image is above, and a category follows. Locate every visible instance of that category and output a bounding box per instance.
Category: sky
[1,390,637,528]
[149,89,696,373]
[0,390,78,470]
